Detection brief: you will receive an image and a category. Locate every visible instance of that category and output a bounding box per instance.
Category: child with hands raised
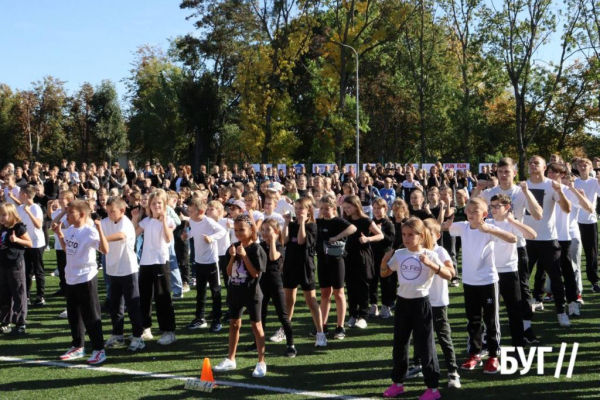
[0,203,33,336]
[213,215,268,378]
[381,217,453,400]
[131,189,177,345]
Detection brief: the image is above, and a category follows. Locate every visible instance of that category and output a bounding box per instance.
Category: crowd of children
[0,155,598,399]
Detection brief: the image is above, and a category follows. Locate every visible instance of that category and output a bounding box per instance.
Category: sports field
[0,249,599,400]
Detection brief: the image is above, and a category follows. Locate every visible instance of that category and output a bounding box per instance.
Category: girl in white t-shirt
[132,189,177,346]
[381,217,454,400]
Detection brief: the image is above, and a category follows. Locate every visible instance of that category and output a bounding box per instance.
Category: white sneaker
[379,305,392,319]
[568,302,580,316]
[252,362,267,378]
[87,349,106,365]
[345,317,357,328]
[528,298,544,312]
[128,337,146,352]
[142,328,153,340]
[269,327,286,342]
[368,304,379,317]
[315,332,328,347]
[214,358,236,372]
[105,335,125,348]
[58,310,68,319]
[448,372,461,389]
[51,269,59,277]
[355,318,368,329]
[157,331,176,345]
[557,313,570,327]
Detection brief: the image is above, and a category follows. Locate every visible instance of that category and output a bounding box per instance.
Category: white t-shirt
[524,178,560,241]
[480,185,528,248]
[244,210,264,242]
[430,245,451,307]
[486,219,520,273]
[555,187,578,241]
[63,225,100,285]
[139,216,175,265]
[217,218,233,256]
[189,217,227,264]
[263,211,285,227]
[449,221,499,285]
[17,204,46,248]
[101,216,139,276]
[3,186,20,206]
[52,209,67,250]
[574,178,600,224]
[387,248,441,299]
[275,199,294,216]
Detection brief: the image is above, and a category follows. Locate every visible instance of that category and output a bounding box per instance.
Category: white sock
[523,320,531,330]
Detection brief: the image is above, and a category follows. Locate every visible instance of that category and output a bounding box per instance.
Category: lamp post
[333,41,359,172]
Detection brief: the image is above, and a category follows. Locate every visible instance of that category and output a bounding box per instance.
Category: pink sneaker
[383,383,405,398]
[419,388,441,400]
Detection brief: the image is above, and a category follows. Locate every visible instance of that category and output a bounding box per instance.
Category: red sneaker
[483,357,500,374]
[460,354,482,370]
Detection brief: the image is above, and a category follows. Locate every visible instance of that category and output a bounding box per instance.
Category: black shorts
[317,254,345,290]
[282,267,316,291]
[228,285,263,322]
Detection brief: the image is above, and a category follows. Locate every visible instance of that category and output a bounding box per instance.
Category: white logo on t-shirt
[400,257,423,280]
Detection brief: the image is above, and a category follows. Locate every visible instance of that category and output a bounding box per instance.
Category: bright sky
[0,0,193,101]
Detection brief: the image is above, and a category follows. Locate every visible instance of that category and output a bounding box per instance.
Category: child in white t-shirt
[101,196,145,352]
[444,197,516,375]
[207,200,233,319]
[487,194,536,348]
[53,200,108,365]
[381,217,454,400]
[132,189,177,345]
[407,219,460,389]
[182,198,226,333]
[16,185,47,306]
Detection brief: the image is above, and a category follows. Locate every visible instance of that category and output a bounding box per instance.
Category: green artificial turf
[0,246,599,399]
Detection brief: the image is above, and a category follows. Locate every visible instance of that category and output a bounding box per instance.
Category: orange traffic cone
[200,358,215,383]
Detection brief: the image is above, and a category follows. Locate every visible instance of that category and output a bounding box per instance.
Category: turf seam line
[0,356,375,399]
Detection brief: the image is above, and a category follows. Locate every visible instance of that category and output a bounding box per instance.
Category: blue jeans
[169,241,182,295]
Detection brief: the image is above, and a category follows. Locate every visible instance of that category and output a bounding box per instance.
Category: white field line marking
[0,356,375,399]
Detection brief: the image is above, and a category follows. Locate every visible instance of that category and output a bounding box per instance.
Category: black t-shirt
[0,223,28,267]
[226,242,266,290]
[429,205,441,220]
[346,216,372,253]
[409,208,434,221]
[358,184,373,206]
[44,179,60,200]
[283,221,317,271]
[371,217,395,255]
[454,206,468,222]
[316,217,351,254]
[34,194,49,216]
[260,242,284,271]
[392,218,407,249]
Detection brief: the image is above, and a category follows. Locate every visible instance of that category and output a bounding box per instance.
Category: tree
[126,46,190,164]
[484,0,582,177]
[91,80,127,162]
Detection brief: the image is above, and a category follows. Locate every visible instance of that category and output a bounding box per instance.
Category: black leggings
[260,268,294,346]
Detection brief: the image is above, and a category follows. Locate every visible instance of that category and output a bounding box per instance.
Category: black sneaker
[333,326,346,340]
[309,325,329,337]
[34,297,46,306]
[592,284,600,293]
[405,364,423,379]
[245,343,258,352]
[524,327,539,344]
[186,318,208,330]
[209,320,222,333]
[8,325,26,336]
[286,345,297,358]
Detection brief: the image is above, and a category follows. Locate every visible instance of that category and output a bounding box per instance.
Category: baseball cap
[268,182,283,192]
[228,199,246,211]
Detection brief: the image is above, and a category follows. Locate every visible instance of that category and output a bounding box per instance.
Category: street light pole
[333,41,359,172]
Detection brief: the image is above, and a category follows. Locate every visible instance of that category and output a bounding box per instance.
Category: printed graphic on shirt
[400,256,423,281]
[526,189,544,216]
[231,258,248,284]
[0,231,7,249]
[64,235,79,256]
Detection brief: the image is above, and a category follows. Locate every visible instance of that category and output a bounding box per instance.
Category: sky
[0,0,194,100]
